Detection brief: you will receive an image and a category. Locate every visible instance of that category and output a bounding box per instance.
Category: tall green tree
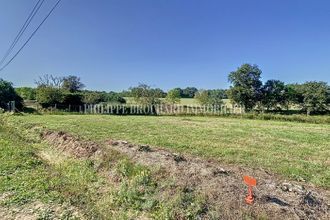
[208,89,226,105]
[261,80,287,110]
[194,90,210,105]
[182,87,198,98]
[0,79,23,110]
[300,81,328,115]
[130,84,162,105]
[227,64,263,111]
[15,87,36,100]
[285,84,304,107]
[82,91,104,104]
[194,89,225,105]
[36,87,63,108]
[62,75,85,92]
[166,89,181,104]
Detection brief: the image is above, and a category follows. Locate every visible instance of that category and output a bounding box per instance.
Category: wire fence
[44,103,244,115]
[6,101,16,113]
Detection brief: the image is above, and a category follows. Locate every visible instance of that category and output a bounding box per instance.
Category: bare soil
[42,131,330,220]
[0,199,84,220]
[42,130,100,158]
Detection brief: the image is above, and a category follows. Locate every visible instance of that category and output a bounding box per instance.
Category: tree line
[0,63,329,115]
[34,74,126,108]
[1,74,126,111]
[227,64,329,115]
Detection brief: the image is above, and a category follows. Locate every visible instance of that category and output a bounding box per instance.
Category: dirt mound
[42,131,100,158]
[107,140,330,220]
[40,131,330,219]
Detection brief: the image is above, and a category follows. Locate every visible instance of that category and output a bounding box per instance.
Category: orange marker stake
[243,176,257,205]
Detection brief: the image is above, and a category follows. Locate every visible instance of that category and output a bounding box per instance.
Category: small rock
[109,140,119,146]
[280,182,305,195]
[303,192,321,207]
[138,145,151,152]
[280,182,292,192]
[213,168,230,176]
[173,154,186,163]
[297,177,306,182]
[292,185,305,195]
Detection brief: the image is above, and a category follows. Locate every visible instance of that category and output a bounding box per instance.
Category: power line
[0,0,62,72]
[0,0,45,67]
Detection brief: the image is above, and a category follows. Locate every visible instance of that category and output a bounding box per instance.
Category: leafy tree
[208,89,226,105]
[153,88,167,98]
[300,81,328,115]
[62,75,85,92]
[15,87,36,100]
[170,88,183,98]
[261,80,287,110]
[62,93,84,106]
[104,92,126,104]
[0,79,23,110]
[130,84,162,105]
[166,89,181,104]
[36,86,63,108]
[82,91,105,104]
[285,84,304,107]
[194,90,210,105]
[194,89,225,105]
[227,64,263,111]
[119,90,132,97]
[182,87,198,98]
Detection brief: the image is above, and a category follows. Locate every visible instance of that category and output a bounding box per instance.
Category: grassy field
[0,124,92,218]
[0,118,217,219]
[6,114,330,188]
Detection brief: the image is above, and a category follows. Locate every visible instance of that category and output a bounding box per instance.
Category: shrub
[15,87,37,100]
[36,87,63,108]
[300,81,329,115]
[166,89,181,104]
[62,93,84,106]
[130,84,162,105]
[0,78,23,110]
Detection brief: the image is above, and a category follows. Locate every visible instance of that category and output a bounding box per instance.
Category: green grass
[0,124,105,218]
[0,127,61,206]
[5,114,330,188]
[0,120,212,219]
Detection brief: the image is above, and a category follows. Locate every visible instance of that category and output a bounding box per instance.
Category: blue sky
[0,0,329,91]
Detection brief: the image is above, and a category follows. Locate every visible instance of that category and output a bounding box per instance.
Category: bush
[166,89,181,104]
[0,79,23,110]
[36,87,63,108]
[82,91,126,104]
[105,92,126,104]
[62,93,84,106]
[130,84,162,105]
[15,87,37,100]
[300,81,329,115]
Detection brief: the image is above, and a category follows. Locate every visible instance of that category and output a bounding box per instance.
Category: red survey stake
[243,176,257,205]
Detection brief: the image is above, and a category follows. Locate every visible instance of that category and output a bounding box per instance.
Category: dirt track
[42,131,330,219]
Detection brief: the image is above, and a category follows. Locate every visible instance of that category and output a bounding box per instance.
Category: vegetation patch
[1,115,330,219]
[7,114,330,188]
